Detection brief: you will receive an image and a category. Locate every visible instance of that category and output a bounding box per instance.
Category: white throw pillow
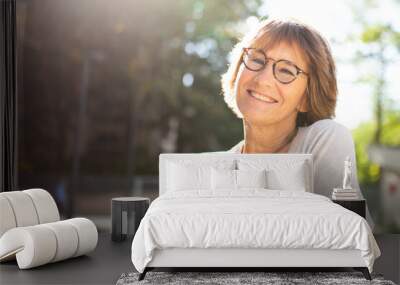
[211,168,236,190]
[236,169,268,189]
[211,168,268,191]
[166,160,236,192]
[237,159,308,191]
[266,162,306,191]
[167,162,210,191]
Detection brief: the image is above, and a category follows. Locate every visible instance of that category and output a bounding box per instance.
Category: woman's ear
[297,92,309,113]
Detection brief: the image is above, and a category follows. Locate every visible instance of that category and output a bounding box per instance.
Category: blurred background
[15,0,399,233]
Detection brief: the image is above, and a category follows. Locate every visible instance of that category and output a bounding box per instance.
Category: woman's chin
[238,102,277,119]
[240,112,276,126]
[237,97,283,125]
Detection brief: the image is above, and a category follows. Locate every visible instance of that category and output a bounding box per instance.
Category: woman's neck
[241,119,298,154]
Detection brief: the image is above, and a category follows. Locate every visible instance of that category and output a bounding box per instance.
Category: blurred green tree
[352,109,400,184]
[17,0,265,176]
[123,0,263,173]
[348,0,400,184]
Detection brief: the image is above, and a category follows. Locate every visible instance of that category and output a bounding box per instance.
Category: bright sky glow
[242,0,400,130]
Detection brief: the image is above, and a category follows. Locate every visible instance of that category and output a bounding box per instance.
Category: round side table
[111,197,150,242]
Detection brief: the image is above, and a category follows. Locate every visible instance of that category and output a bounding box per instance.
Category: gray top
[226,119,374,230]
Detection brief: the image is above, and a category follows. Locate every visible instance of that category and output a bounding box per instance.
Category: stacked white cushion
[65,218,98,257]
[0,196,17,237]
[0,189,98,269]
[0,218,98,269]
[0,189,60,237]
[0,225,57,267]
[23,188,60,223]
[1,191,40,227]
[42,221,79,262]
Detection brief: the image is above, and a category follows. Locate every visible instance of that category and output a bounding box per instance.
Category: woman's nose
[253,61,274,85]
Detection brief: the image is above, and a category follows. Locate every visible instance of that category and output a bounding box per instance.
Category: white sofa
[0,189,98,269]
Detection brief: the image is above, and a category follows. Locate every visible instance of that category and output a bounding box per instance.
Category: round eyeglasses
[242,48,309,84]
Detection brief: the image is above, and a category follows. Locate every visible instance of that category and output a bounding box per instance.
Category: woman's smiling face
[235,41,309,126]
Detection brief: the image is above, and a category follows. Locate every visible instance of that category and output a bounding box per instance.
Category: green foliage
[361,24,392,43]
[120,0,263,174]
[352,109,400,184]
[380,110,400,146]
[352,121,381,184]
[348,0,400,181]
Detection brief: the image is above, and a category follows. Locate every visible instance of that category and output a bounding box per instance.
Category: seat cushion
[0,218,98,269]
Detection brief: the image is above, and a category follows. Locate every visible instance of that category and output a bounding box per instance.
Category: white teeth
[249,91,277,103]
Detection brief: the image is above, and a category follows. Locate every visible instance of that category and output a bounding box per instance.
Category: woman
[221,18,374,229]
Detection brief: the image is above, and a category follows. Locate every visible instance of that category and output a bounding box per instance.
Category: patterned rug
[116,271,396,285]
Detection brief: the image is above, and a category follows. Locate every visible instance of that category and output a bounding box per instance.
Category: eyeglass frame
[241,47,309,84]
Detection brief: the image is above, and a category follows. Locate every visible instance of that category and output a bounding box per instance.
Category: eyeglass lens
[243,49,298,83]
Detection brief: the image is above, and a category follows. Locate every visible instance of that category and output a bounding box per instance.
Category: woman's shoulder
[299,119,354,151]
[306,119,347,132]
[303,119,351,138]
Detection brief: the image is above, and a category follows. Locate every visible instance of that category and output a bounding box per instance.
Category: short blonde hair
[221,18,337,127]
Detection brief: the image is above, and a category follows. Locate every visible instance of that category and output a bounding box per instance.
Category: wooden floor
[0,232,398,284]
